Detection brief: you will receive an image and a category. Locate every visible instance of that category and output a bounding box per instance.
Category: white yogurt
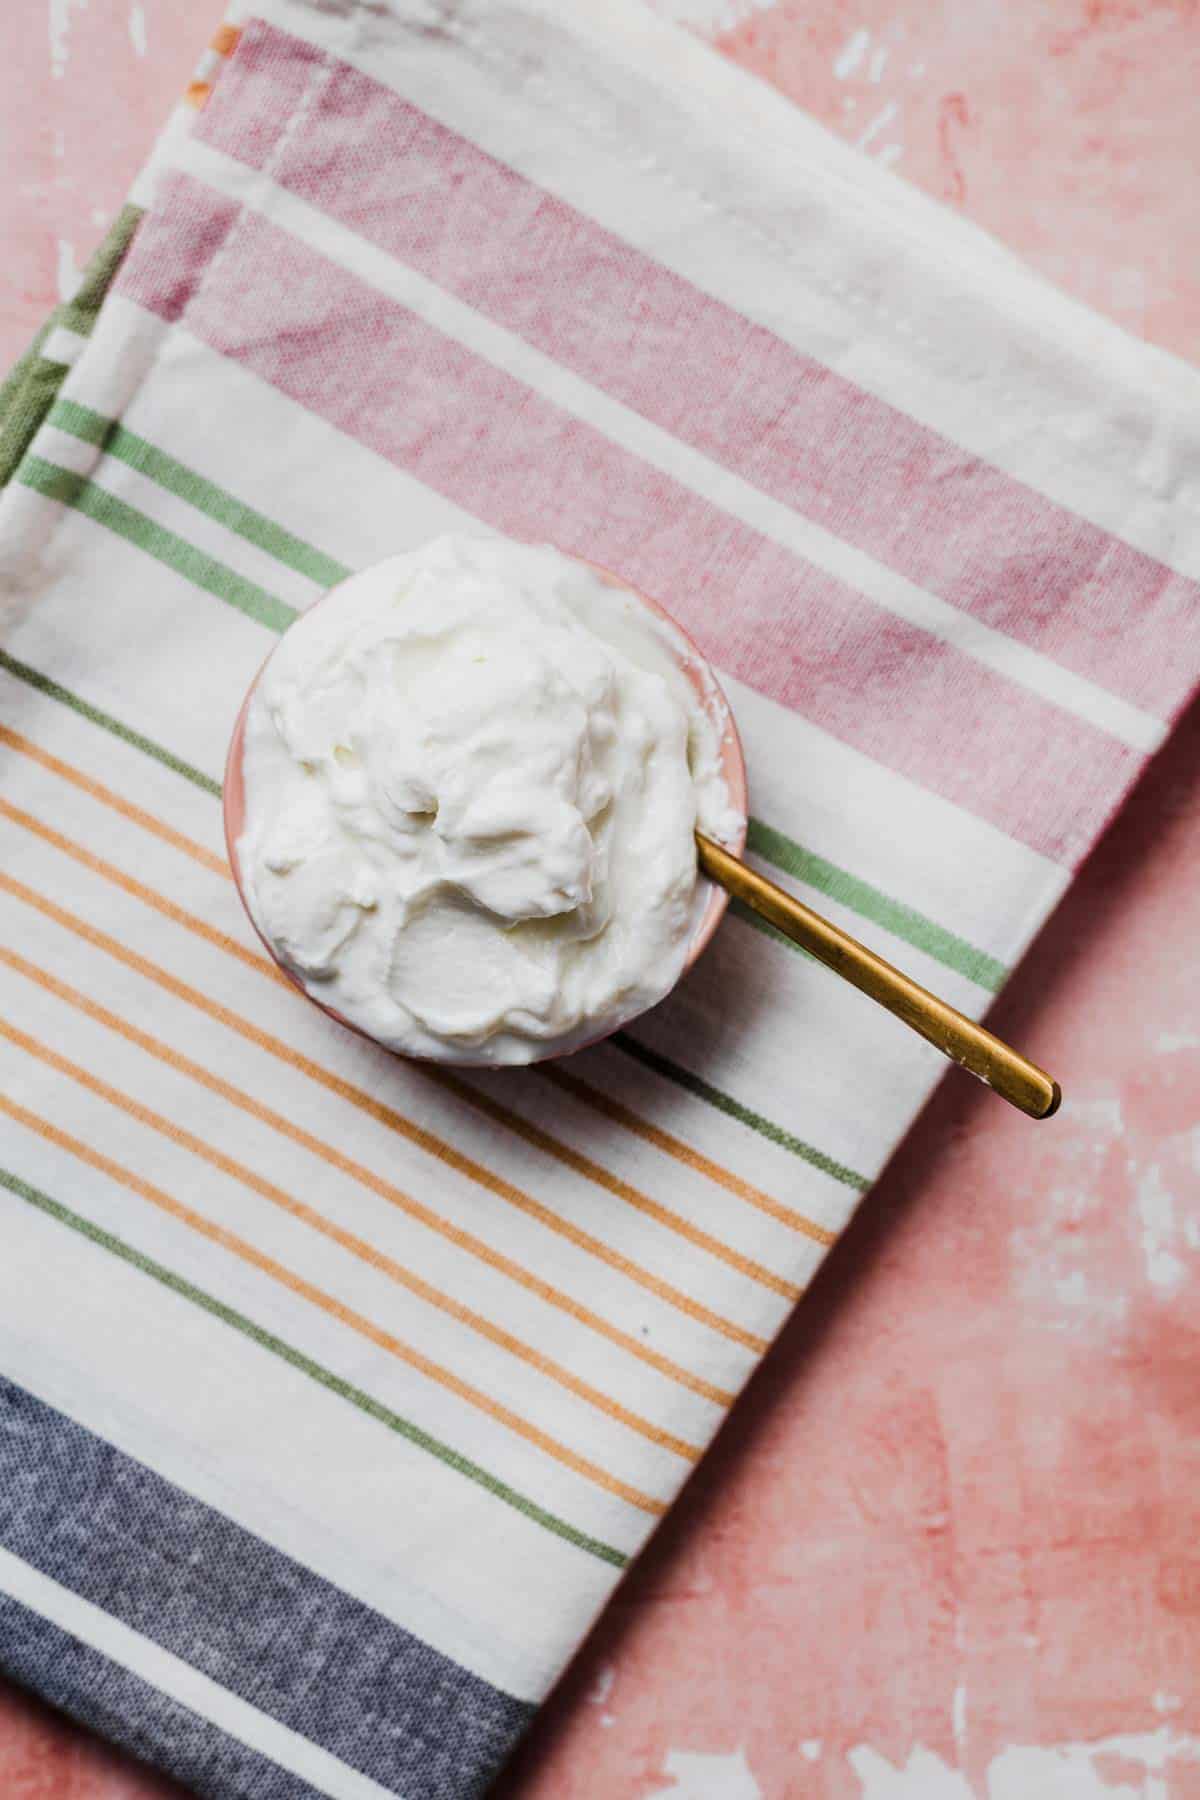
[237,535,742,1064]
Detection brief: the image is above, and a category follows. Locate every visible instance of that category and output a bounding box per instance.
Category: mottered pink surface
[2,2,1198,1796]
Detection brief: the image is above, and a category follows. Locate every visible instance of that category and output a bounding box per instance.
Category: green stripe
[45,397,111,446]
[17,456,297,634]
[55,303,101,339]
[61,203,144,330]
[0,648,221,797]
[0,1163,627,1569]
[49,400,351,589]
[0,330,69,491]
[0,320,54,449]
[0,206,143,491]
[613,1034,869,1192]
[746,818,1006,993]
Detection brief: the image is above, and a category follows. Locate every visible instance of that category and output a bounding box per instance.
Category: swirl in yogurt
[237,535,742,1064]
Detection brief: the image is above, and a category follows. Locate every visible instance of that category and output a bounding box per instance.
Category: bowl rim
[222,546,749,1066]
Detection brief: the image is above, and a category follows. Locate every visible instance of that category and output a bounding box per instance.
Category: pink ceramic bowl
[223,554,748,1064]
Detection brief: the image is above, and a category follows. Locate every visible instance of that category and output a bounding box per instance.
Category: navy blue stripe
[0,1589,332,1800]
[0,1378,533,1799]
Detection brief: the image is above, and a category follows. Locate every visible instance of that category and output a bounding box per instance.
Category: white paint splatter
[834,28,870,80]
[876,144,903,167]
[1155,1029,1199,1053]
[909,59,927,77]
[649,1747,763,1800]
[868,44,888,82]
[56,238,82,303]
[849,1728,1200,1799]
[1136,1164,1185,1291]
[589,1665,615,1707]
[587,1663,616,1727]
[989,1727,1199,1798]
[1009,1098,1133,1337]
[1056,1269,1093,1308]
[800,1739,822,1761]
[952,1683,968,1761]
[90,207,109,227]
[1073,1096,1126,1135]
[849,1745,973,1797]
[857,101,899,151]
[951,1609,969,1766]
[128,1,147,56]
[1153,1692,1181,1715]
[48,0,89,79]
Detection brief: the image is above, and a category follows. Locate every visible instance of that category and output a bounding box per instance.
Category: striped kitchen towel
[2,3,1199,1796]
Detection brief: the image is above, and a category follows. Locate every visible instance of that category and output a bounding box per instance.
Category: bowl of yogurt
[224,534,747,1066]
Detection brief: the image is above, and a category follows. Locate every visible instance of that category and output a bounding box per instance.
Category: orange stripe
[0,915,737,1395]
[183,80,210,110]
[0,778,795,1300]
[211,23,242,55]
[441,1073,801,1300]
[0,1013,698,1463]
[0,725,227,877]
[0,1087,665,1516]
[0,796,277,982]
[1,731,812,1244]
[2,735,813,1257]
[542,1065,837,1247]
[0,850,767,1354]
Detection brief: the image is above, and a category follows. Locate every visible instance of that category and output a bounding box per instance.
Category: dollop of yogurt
[237,534,742,1064]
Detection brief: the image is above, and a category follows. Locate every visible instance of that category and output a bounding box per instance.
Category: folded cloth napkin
[3,3,1200,1795]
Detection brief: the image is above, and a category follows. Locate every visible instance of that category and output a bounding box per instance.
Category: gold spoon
[696,832,1061,1120]
[224,550,1060,1114]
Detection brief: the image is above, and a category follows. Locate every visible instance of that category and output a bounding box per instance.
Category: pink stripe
[195,20,1200,722]
[115,174,1140,866]
[124,184,240,323]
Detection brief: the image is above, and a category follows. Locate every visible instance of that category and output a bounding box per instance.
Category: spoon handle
[696,833,1060,1121]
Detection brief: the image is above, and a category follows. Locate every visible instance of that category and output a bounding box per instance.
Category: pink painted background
[2,2,1198,1795]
